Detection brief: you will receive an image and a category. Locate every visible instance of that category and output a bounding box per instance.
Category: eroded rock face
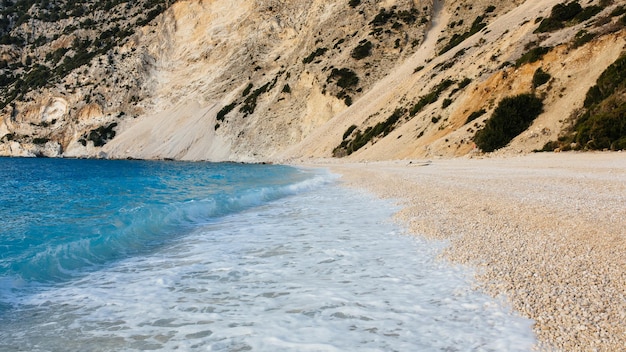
[0,0,624,160]
[40,98,68,124]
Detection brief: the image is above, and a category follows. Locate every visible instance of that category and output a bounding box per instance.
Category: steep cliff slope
[0,0,625,160]
[288,0,626,161]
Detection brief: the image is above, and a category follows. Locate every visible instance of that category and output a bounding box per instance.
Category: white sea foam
[1,182,536,351]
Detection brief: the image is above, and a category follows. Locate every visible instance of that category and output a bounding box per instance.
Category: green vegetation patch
[573,102,626,150]
[611,5,626,17]
[327,68,359,106]
[532,67,551,88]
[409,79,456,116]
[240,77,278,117]
[1,133,15,142]
[333,108,406,157]
[370,8,396,26]
[342,125,358,140]
[216,102,237,122]
[535,1,603,33]
[552,1,584,21]
[328,68,359,89]
[584,55,626,108]
[397,8,420,24]
[473,94,544,152]
[32,137,50,145]
[449,77,472,96]
[571,30,596,48]
[516,46,551,67]
[439,15,487,55]
[336,91,353,106]
[543,54,626,151]
[466,109,487,124]
[81,122,118,147]
[242,83,254,97]
[351,40,373,60]
[303,47,328,64]
[575,5,602,22]
[0,0,172,109]
[0,64,53,109]
[370,7,419,27]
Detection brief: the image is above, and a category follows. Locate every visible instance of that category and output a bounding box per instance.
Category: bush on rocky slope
[0,0,172,110]
[544,54,626,151]
[535,1,603,33]
[474,94,544,152]
[333,108,406,157]
[532,67,551,88]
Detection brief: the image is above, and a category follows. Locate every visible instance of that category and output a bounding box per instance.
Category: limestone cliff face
[0,0,624,160]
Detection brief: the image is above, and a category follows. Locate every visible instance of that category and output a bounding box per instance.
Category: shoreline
[303,152,626,351]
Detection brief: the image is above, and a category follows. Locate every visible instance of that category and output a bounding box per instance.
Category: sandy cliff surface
[1,0,624,160]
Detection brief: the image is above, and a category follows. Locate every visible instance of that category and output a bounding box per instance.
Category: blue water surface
[0,158,537,351]
[0,158,314,287]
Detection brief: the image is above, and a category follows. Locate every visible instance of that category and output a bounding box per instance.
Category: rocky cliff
[0,0,624,161]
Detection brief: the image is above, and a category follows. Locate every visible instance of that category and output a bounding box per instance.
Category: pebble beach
[323,152,626,351]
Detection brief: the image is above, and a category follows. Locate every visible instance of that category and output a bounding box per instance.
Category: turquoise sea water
[0,158,536,351]
[0,159,313,287]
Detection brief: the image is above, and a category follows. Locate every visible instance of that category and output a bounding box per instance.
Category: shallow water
[0,159,535,351]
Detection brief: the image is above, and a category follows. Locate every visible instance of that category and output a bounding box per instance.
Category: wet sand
[312,152,626,351]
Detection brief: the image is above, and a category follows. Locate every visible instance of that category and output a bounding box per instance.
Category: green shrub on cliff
[474,94,544,152]
[542,54,626,152]
[532,67,551,88]
[535,1,602,33]
[583,55,626,108]
[216,102,237,122]
[573,103,626,150]
[466,109,486,124]
[333,109,406,157]
[516,46,551,67]
[439,16,486,54]
[570,55,626,150]
[85,123,118,147]
[409,79,455,116]
[349,0,361,8]
[351,40,372,60]
[303,47,328,64]
[328,68,359,89]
